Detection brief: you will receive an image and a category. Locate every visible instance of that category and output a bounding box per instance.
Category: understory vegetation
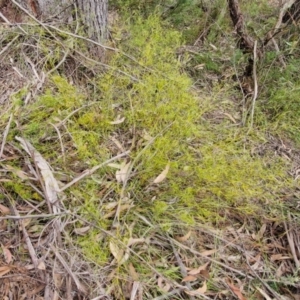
[0,0,300,299]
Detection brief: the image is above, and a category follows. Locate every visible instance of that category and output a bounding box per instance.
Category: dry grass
[1,1,300,300]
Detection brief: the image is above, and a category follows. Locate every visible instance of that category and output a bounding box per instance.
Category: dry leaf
[175,230,192,242]
[0,204,10,215]
[116,161,131,183]
[107,163,122,169]
[251,256,261,271]
[109,241,124,263]
[0,266,11,277]
[158,277,171,292]
[253,223,267,240]
[227,255,241,262]
[74,226,90,236]
[104,202,118,210]
[226,278,247,300]
[271,254,290,262]
[4,165,30,180]
[258,223,267,237]
[38,260,46,270]
[20,218,31,228]
[157,277,163,288]
[127,238,145,247]
[200,269,210,280]
[110,116,125,125]
[182,275,197,282]
[0,179,11,182]
[200,249,216,257]
[25,264,35,270]
[0,220,7,231]
[185,281,207,296]
[153,163,170,184]
[16,137,60,207]
[223,112,236,123]
[275,262,284,278]
[248,253,260,264]
[15,169,30,180]
[109,241,130,265]
[110,136,126,152]
[142,130,153,141]
[111,238,144,266]
[256,287,272,300]
[237,222,246,233]
[2,246,12,264]
[188,262,209,275]
[120,249,130,265]
[194,64,205,70]
[103,203,133,219]
[129,263,139,281]
[162,283,171,293]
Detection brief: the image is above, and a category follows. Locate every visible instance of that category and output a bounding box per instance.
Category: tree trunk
[75,0,108,41]
[13,0,108,42]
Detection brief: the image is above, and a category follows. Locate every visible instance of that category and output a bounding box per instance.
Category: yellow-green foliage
[77,230,110,264]
[8,14,295,265]
[96,15,293,226]
[263,82,300,144]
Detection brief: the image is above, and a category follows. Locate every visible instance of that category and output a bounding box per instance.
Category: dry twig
[0,113,13,159]
[284,212,300,269]
[248,40,258,131]
[0,211,68,220]
[50,244,88,295]
[169,238,196,300]
[59,150,130,192]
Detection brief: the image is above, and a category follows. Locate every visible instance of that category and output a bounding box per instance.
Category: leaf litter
[1,113,300,299]
[1,2,300,299]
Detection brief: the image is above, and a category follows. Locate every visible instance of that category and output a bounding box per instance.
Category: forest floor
[0,0,300,299]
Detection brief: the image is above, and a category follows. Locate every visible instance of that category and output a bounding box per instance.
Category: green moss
[77,230,110,265]
[4,181,33,200]
[152,201,168,216]
[94,15,294,228]
[4,8,297,296]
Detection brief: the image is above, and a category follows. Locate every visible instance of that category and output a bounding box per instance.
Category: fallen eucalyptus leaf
[153,163,170,184]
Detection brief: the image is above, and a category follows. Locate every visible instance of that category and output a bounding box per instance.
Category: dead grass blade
[0,113,13,159]
[130,281,140,300]
[256,287,273,300]
[0,266,12,277]
[50,244,88,295]
[169,238,196,300]
[284,212,300,269]
[171,237,247,277]
[0,212,67,221]
[226,278,246,300]
[10,204,40,269]
[59,150,130,192]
